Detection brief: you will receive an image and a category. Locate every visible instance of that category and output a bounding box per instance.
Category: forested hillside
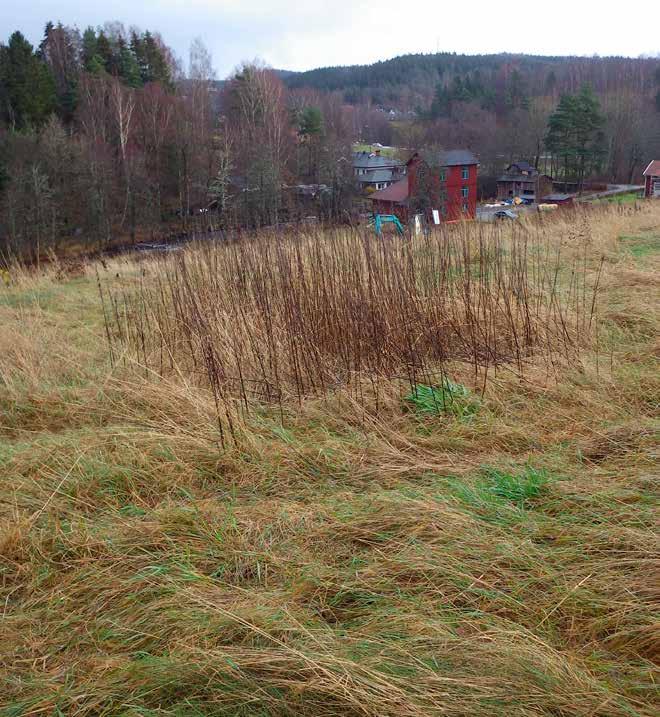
[1,22,660,261]
[285,52,660,113]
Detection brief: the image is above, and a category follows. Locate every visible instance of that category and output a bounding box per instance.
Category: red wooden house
[370,149,479,223]
[643,160,660,198]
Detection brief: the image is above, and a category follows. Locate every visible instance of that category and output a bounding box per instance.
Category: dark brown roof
[508,161,536,173]
[643,160,660,176]
[370,177,409,203]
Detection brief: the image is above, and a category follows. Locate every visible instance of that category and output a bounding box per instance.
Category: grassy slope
[0,210,658,716]
[353,143,399,157]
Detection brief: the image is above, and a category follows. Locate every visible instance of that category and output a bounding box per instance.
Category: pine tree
[572,85,605,190]
[506,69,529,111]
[298,106,324,181]
[546,85,604,192]
[430,83,450,118]
[82,27,99,71]
[143,32,170,86]
[451,76,470,102]
[0,32,56,129]
[95,32,117,75]
[39,22,81,123]
[118,38,141,87]
[130,32,148,83]
[298,106,323,137]
[546,94,577,187]
[38,22,55,58]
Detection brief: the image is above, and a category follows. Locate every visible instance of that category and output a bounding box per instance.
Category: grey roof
[416,149,479,167]
[441,149,479,166]
[353,151,403,170]
[360,169,396,183]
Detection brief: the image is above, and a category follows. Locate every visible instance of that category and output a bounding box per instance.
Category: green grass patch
[405,380,480,419]
[601,192,642,204]
[481,466,550,505]
[0,288,56,309]
[352,142,398,157]
[619,233,660,258]
[435,466,553,526]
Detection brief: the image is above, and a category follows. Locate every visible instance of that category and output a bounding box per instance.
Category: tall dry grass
[101,210,617,442]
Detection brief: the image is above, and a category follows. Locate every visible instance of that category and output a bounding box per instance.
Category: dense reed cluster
[103,217,600,434]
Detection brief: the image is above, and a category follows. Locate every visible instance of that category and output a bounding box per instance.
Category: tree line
[0,23,361,260]
[286,51,660,115]
[1,23,660,261]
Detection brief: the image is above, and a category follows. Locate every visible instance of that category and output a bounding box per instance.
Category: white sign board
[432,209,440,225]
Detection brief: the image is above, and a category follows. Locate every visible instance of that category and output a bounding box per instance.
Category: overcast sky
[4,0,659,78]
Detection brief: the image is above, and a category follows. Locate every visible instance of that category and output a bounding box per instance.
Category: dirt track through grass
[0,205,658,716]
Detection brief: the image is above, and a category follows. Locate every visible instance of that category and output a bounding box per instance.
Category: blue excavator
[370,213,405,236]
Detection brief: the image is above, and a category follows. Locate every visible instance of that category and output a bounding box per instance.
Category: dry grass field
[0,204,658,716]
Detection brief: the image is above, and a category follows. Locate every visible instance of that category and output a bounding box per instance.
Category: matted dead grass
[0,203,659,716]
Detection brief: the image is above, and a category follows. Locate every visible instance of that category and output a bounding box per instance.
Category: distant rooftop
[643,160,660,176]
[370,177,409,203]
[507,160,537,173]
[353,152,403,169]
[361,169,397,183]
[413,149,479,167]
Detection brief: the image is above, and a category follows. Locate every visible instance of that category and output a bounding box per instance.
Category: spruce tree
[118,37,141,87]
[82,27,100,72]
[546,85,604,192]
[39,22,81,123]
[95,32,116,75]
[143,32,170,86]
[130,32,148,83]
[0,32,56,129]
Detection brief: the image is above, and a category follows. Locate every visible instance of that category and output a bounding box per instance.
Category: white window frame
[462,202,469,212]
[461,167,469,180]
[461,186,469,198]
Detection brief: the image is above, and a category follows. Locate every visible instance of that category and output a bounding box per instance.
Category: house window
[439,169,446,182]
[461,167,469,180]
[461,186,469,198]
[462,202,469,212]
